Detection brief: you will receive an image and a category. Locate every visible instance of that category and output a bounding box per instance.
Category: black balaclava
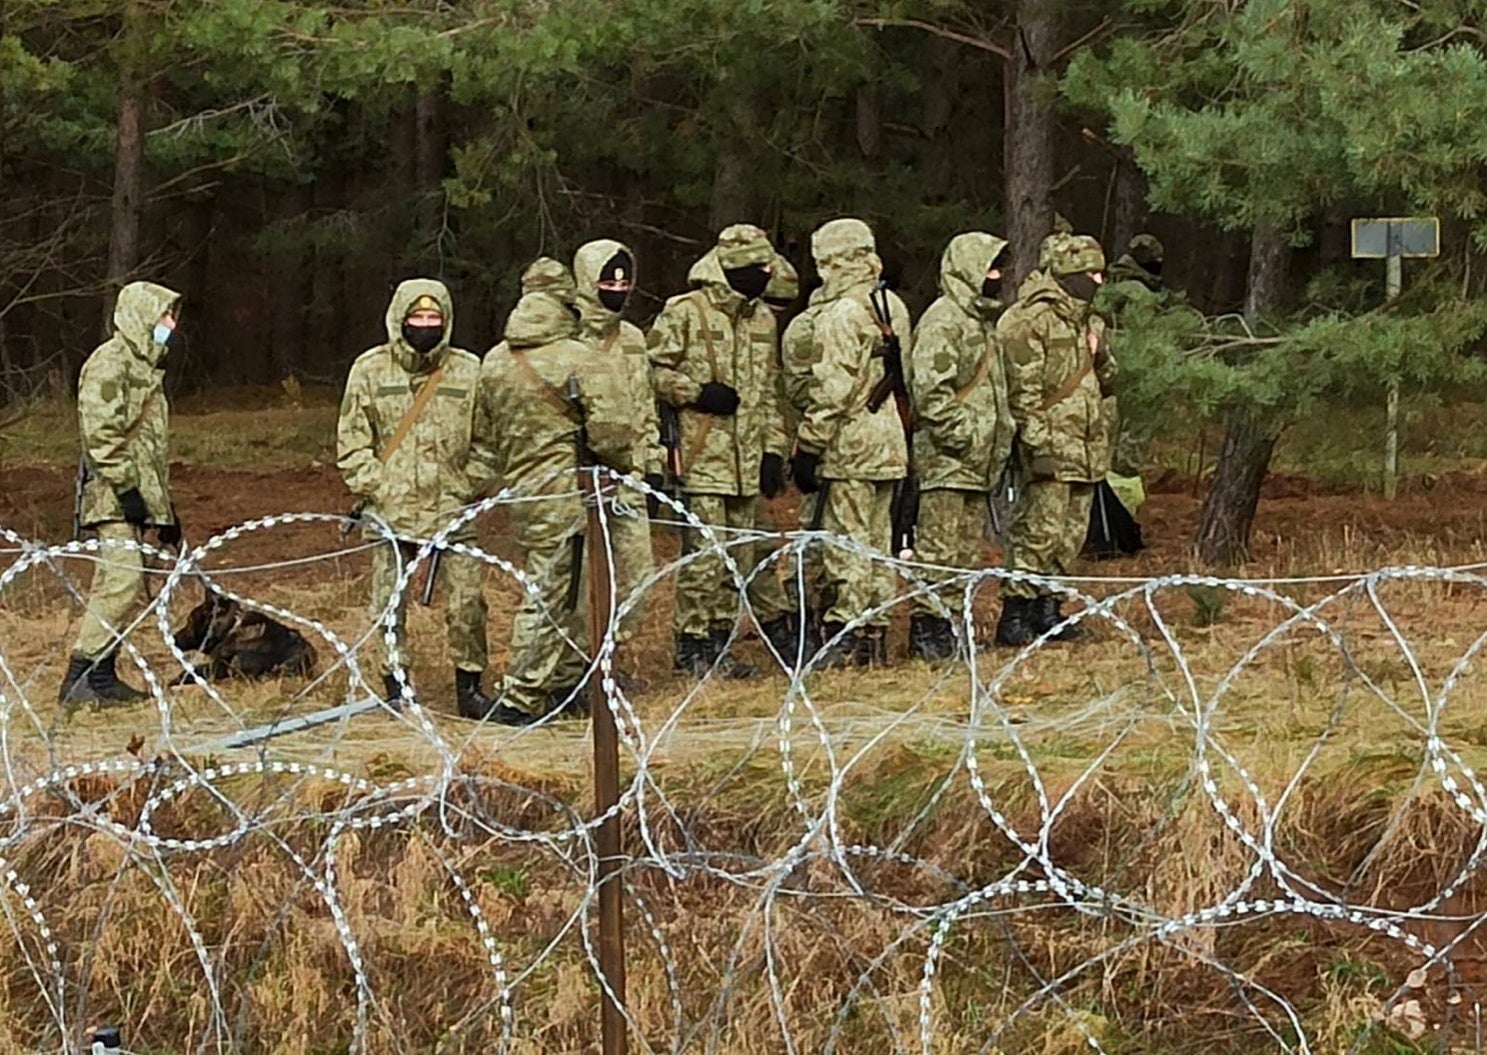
[401,320,443,355]
[1057,272,1100,303]
[980,246,1009,301]
[724,264,771,301]
[598,251,634,313]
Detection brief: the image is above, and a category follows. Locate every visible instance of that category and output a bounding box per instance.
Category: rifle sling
[509,352,579,423]
[680,292,722,476]
[1039,360,1094,413]
[378,365,446,463]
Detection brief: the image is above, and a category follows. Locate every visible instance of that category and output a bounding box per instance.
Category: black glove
[693,381,741,416]
[117,486,149,526]
[792,450,822,495]
[156,521,182,548]
[643,472,666,519]
[759,453,786,498]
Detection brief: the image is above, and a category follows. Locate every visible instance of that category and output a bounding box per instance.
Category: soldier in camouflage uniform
[906,233,1014,661]
[59,281,184,706]
[792,218,913,667]
[480,263,640,722]
[1098,233,1166,479]
[648,225,792,678]
[573,239,663,649]
[337,279,500,717]
[994,235,1116,646]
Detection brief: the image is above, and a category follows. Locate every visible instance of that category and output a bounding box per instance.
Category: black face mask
[980,277,1002,301]
[1057,273,1100,303]
[1143,260,1163,280]
[401,322,444,355]
[597,288,629,313]
[724,264,771,300]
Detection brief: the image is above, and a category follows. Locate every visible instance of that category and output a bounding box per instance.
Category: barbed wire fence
[2,469,1487,1052]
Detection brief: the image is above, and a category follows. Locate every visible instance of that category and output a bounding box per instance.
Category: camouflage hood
[685,247,750,311]
[940,232,1008,319]
[384,278,454,373]
[114,281,181,367]
[521,257,577,301]
[505,291,580,350]
[573,238,634,332]
[811,218,882,302]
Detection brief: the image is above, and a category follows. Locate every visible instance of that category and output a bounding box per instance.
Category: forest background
[6,0,1487,562]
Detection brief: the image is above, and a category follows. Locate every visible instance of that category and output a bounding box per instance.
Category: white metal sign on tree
[1351,217,1440,500]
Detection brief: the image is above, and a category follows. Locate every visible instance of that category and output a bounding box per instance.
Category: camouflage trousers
[368,540,488,676]
[818,479,896,628]
[606,493,654,645]
[1003,479,1094,600]
[75,521,146,659]
[911,488,987,616]
[676,493,787,638]
[501,518,589,716]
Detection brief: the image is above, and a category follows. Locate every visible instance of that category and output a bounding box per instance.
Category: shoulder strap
[377,364,445,463]
[509,352,578,422]
[954,335,994,404]
[1039,359,1093,412]
[687,291,719,379]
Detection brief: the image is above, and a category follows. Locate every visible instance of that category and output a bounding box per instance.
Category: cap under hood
[114,281,181,367]
[574,238,634,326]
[385,278,454,372]
[940,232,1008,318]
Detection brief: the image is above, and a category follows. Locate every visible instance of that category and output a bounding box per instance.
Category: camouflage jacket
[78,281,181,528]
[779,287,829,438]
[907,233,1014,493]
[997,274,1115,483]
[796,259,912,482]
[574,239,664,478]
[479,289,638,545]
[647,251,788,496]
[336,279,494,540]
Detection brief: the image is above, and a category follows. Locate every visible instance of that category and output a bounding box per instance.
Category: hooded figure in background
[792,218,914,668]
[336,278,499,718]
[905,232,1015,662]
[477,258,641,724]
[573,239,663,653]
[647,224,792,679]
[60,280,183,707]
[995,234,1117,647]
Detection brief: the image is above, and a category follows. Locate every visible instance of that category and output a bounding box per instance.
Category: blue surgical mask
[153,323,174,346]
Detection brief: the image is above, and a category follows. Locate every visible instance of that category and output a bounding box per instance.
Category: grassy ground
[3,393,1487,1051]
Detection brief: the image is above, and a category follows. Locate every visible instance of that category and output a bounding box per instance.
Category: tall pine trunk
[1195,221,1289,566]
[1108,152,1147,259]
[1004,0,1058,288]
[103,80,145,331]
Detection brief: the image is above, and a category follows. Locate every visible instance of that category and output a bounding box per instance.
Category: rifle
[659,401,683,490]
[864,283,919,558]
[72,454,89,541]
[564,376,589,612]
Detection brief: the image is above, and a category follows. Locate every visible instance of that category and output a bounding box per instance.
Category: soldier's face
[158,311,177,331]
[406,308,444,329]
[985,267,1003,282]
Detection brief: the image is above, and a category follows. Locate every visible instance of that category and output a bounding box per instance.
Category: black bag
[1082,479,1144,560]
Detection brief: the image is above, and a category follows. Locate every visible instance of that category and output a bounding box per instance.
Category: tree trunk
[103,77,145,330]
[1195,220,1290,565]
[414,85,446,272]
[709,91,759,231]
[1108,152,1147,258]
[1004,0,1059,288]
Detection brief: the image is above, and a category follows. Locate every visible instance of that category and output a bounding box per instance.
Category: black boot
[455,669,500,720]
[59,655,100,706]
[759,615,805,664]
[909,615,957,662]
[1033,595,1088,643]
[674,633,714,677]
[816,623,866,669]
[380,673,409,712]
[709,629,758,679]
[87,651,147,705]
[547,684,589,720]
[994,597,1038,648]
